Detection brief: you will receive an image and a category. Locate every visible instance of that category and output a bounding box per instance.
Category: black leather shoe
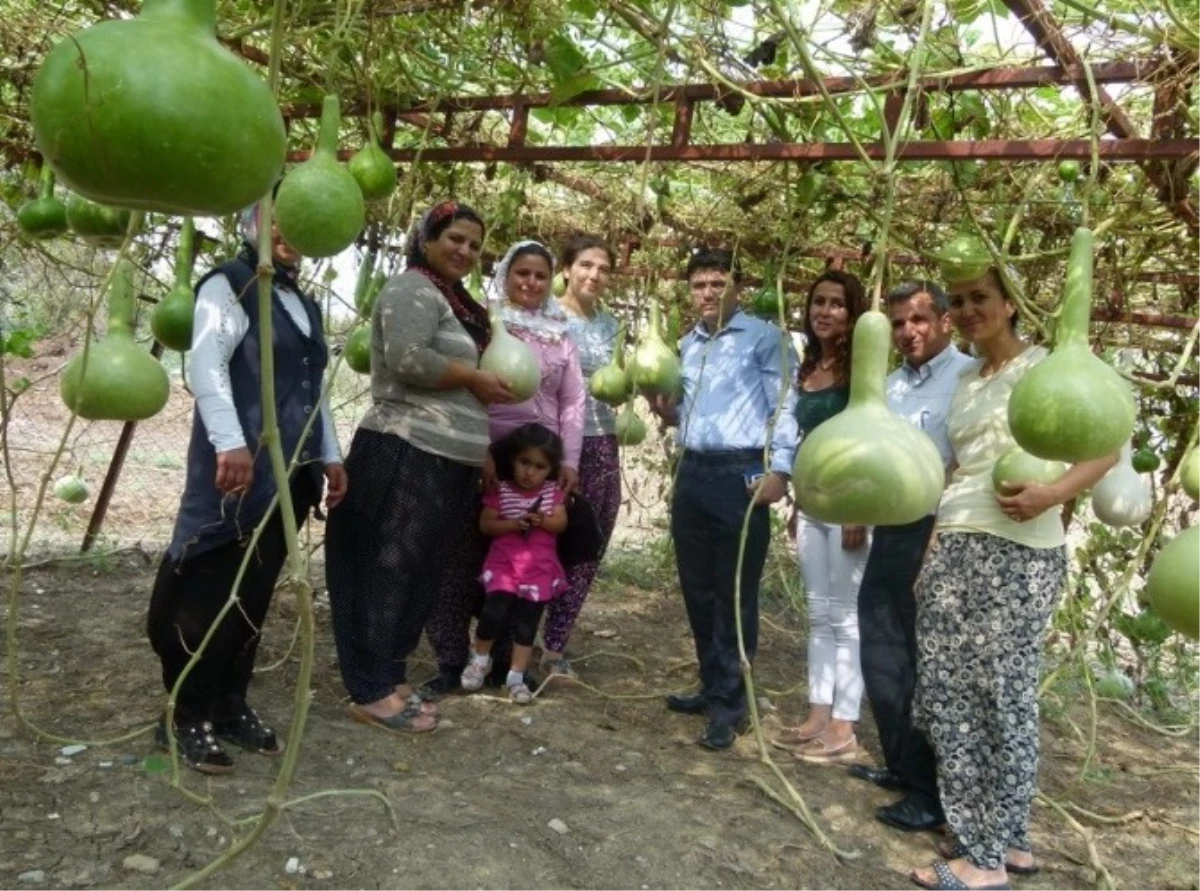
[848,763,906,790]
[875,794,946,832]
[699,721,737,750]
[666,692,708,715]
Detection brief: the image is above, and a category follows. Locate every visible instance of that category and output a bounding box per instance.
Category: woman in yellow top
[909,267,1116,891]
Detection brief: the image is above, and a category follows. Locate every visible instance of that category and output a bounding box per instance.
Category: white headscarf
[489,240,570,344]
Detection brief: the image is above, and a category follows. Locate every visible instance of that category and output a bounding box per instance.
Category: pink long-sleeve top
[487,333,586,469]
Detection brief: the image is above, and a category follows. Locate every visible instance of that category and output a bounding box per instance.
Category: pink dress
[480,481,567,603]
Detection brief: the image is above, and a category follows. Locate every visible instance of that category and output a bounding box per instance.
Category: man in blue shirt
[650,248,799,750]
[850,280,973,829]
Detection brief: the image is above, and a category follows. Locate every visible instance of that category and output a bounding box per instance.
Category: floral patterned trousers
[913,531,1067,871]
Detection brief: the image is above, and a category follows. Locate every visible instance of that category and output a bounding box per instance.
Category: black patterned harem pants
[913,531,1067,871]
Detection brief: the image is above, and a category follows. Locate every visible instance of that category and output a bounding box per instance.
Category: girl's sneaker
[508,680,534,704]
[461,658,491,692]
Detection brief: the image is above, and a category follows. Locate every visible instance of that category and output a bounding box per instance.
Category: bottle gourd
[150,217,197,352]
[31,0,285,216]
[61,259,170,421]
[1008,227,1135,462]
[275,95,365,259]
[792,310,944,525]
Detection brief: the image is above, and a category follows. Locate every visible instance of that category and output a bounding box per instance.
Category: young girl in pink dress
[461,424,568,703]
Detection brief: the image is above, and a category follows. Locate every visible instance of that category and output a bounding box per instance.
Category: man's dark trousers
[671,450,770,728]
[858,515,939,802]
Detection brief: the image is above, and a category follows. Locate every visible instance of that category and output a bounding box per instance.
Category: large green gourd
[793,311,945,525]
[348,112,398,203]
[344,326,371,374]
[1008,227,1135,462]
[16,167,68,239]
[275,95,365,258]
[66,195,137,248]
[61,259,170,421]
[150,217,196,351]
[1145,526,1199,640]
[628,303,682,396]
[31,0,285,216]
[589,324,629,406]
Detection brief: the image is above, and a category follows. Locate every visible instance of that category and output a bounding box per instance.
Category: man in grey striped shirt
[851,280,974,832]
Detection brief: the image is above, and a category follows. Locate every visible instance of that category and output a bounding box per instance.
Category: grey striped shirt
[359,269,491,467]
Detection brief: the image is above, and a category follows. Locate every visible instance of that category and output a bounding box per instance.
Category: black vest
[167,258,328,560]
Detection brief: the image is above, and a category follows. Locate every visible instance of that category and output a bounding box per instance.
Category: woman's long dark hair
[798,269,867,386]
[490,423,564,483]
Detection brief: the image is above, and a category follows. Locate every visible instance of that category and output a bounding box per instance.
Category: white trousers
[799,517,870,722]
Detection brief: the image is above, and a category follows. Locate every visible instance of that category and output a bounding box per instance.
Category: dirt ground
[1,550,1197,891]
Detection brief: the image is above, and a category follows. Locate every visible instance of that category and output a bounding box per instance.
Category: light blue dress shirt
[884,343,975,469]
[677,309,800,475]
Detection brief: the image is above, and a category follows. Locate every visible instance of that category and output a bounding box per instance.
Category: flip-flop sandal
[936,840,1040,876]
[399,690,439,716]
[348,703,437,734]
[911,860,1010,890]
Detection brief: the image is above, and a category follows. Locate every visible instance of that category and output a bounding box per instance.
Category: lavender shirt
[487,334,586,468]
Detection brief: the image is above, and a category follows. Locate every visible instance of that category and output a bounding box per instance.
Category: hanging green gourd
[991,445,1066,494]
[275,94,365,258]
[615,400,647,446]
[150,217,197,352]
[1008,227,1135,462]
[344,326,372,375]
[1180,446,1198,501]
[628,302,682,396]
[793,310,945,525]
[1091,441,1152,528]
[353,247,379,319]
[935,232,992,284]
[589,324,629,407]
[348,111,398,203]
[17,166,68,239]
[53,473,90,504]
[479,316,540,401]
[61,258,170,421]
[30,0,285,216]
[1144,526,1199,640]
[66,194,137,248]
[751,270,785,318]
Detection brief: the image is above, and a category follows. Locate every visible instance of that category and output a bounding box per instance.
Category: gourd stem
[173,218,195,289]
[614,324,627,368]
[1058,227,1094,347]
[141,0,218,33]
[847,312,889,407]
[317,94,342,159]
[38,165,55,200]
[371,110,385,146]
[647,302,663,342]
[105,258,137,335]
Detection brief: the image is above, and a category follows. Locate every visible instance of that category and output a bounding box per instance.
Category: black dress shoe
[875,794,946,832]
[666,692,708,715]
[848,763,906,790]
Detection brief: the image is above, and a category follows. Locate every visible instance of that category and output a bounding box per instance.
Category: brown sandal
[770,725,826,750]
[793,733,859,764]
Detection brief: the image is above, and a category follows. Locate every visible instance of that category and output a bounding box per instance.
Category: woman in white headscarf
[423,239,587,694]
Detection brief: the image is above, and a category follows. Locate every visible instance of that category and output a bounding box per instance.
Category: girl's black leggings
[477,594,545,647]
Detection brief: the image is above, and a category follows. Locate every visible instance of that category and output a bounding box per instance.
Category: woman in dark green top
[776,270,869,764]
